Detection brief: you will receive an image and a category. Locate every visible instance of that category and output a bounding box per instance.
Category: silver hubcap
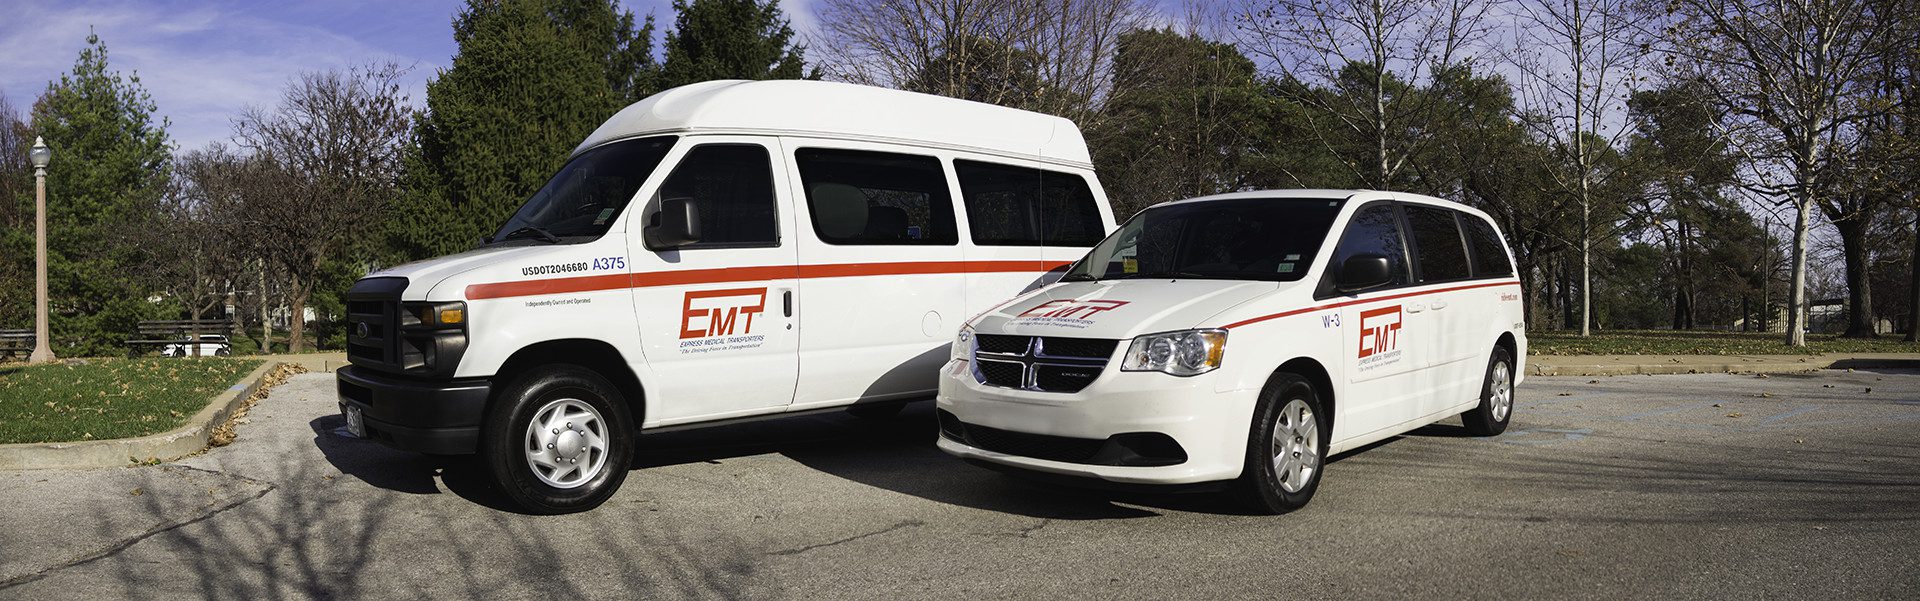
[524,398,608,489]
[1490,361,1513,422]
[1271,398,1320,493]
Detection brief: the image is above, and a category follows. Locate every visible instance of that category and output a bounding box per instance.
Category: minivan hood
[367,244,586,301]
[970,279,1282,340]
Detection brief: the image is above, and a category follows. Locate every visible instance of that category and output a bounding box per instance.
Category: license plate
[344,406,366,438]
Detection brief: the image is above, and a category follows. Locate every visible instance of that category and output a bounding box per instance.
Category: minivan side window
[953,160,1105,247]
[796,148,958,245]
[1326,203,1411,290]
[657,144,779,248]
[1462,215,1514,277]
[1405,205,1471,282]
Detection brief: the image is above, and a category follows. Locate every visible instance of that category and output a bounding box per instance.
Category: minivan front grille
[970,335,1117,393]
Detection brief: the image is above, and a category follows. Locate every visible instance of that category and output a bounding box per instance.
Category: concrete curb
[1528,354,1920,377]
[0,361,282,470]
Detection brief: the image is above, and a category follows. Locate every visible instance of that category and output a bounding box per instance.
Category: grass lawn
[0,358,263,445]
[1528,329,1920,356]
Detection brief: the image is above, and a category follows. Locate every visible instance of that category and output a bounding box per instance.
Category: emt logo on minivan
[681,288,767,339]
[1357,305,1403,361]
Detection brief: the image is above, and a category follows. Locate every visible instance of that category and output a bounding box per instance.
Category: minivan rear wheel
[480,364,635,514]
[1461,346,1515,436]
[1232,372,1328,514]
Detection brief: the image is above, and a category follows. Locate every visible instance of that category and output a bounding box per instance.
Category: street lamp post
[28,137,54,364]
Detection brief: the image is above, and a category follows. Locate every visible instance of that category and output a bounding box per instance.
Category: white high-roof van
[936,190,1525,513]
[336,80,1117,513]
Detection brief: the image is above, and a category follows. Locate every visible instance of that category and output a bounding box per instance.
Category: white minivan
[936,190,1525,513]
[336,80,1116,513]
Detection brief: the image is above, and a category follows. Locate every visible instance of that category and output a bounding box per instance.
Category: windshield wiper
[500,225,562,244]
[1115,271,1214,280]
[1059,273,1098,282]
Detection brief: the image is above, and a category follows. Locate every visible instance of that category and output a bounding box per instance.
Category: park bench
[0,329,31,361]
[127,320,237,357]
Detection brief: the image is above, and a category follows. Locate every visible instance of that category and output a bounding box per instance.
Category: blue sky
[0,0,820,151]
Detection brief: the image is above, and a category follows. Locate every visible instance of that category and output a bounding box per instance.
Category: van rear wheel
[1231,372,1328,514]
[480,364,635,514]
[1461,346,1515,436]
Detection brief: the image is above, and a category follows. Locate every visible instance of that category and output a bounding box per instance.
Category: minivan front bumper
[336,365,490,455]
[935,359,1258,485]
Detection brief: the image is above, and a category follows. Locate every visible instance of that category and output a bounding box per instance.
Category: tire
[845,402,905,419]
[1461,346,1515,436]
[215,348,231,357]
[480,364,635,514]
[1231,372,1329,514]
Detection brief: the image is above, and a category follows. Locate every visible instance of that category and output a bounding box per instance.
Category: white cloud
[0,2,444,153]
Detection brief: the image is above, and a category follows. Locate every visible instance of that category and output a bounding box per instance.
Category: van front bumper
[934,359,1257,485]
[336,365,490,455]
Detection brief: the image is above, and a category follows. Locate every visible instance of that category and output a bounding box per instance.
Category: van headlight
[399,301,469,377]
[952,325,974,361]
[1120,329,1226,376]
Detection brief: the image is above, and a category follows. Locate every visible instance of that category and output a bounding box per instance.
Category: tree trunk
[1786,196,1812,347]
[1908,211,1920,342]
[1834,214,1877,337]
[289,281,308,354]
[259,259,272,355]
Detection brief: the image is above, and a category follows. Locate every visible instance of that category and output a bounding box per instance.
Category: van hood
[970,279,1282,340]
[367,244,589,301]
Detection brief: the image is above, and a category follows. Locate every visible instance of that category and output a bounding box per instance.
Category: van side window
[1463,215,1514,277]
[796,148,958,245]
[953,160,1104,247]
[1328,204,1411,289]
[1405,205,1471,282]
[658,144,779,248]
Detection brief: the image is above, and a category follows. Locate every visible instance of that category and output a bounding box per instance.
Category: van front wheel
[480,364,635,514]
[1232,372,1328,514]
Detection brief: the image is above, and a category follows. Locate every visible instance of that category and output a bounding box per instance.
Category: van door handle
[1429,300,1448,310]
[1405,302,1425,313]
[783,290,793,317]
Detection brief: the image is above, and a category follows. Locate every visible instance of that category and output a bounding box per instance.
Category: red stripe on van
[1222,280,1521,330]
[465,260,1073,300]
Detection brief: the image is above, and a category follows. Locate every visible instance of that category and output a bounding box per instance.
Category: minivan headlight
[1121,329,1226,376]
[952,325,974,361]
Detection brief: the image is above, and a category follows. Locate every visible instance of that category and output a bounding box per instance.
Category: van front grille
[969,335,1116,393]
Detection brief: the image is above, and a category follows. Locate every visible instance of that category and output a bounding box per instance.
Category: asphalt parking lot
[2,368,1917,599]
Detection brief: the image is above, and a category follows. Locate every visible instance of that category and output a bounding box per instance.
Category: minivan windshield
[487,136,677,244]
[1063,198,1343,282]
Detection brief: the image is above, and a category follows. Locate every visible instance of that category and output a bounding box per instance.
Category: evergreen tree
[393,0,658,259]
[29,32,174,356]
[658,0,817,89]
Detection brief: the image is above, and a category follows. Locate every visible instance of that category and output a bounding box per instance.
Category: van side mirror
[1336,254,1393,293]
[645,197,702,249]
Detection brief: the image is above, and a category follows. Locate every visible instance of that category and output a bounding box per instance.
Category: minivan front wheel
[1461,346,1515,436]
[481,365,635,514]
[1233,372,1328,514]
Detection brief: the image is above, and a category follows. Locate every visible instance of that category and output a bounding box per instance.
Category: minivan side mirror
[1336,254,1394,293]
[645,196,702,249]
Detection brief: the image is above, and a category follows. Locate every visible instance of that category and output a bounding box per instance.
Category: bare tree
[1506,0,1646,336]
[1232,0,1494,188]
[142,144,252,354]
[813,0,1149,122]
[233,63,412,352]
[1658,0,1903,346]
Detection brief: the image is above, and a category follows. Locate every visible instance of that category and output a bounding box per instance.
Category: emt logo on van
[1012,299,1129,329]
[679,288,768,354]
[1356,305,1404,368]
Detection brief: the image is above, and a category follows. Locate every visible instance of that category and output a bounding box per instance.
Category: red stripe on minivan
[1222,280,1521,330]
[465,260,1073,300]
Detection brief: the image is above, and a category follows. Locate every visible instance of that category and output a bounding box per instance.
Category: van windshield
[488,136,677,244]
[1063,198,1343,282]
